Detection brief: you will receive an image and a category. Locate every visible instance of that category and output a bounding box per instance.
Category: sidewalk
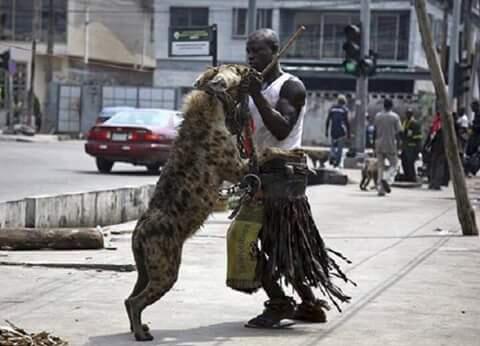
[1,171,479,346]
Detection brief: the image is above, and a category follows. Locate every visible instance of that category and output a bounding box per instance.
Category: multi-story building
[0,0,155,127]
[153,0,479,144]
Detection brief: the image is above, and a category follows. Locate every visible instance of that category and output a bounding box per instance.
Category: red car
[85,108,183,173]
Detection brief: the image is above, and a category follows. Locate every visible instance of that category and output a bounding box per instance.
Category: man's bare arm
[250,78,306,140]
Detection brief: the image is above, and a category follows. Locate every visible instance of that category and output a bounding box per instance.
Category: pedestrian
[325,95,350,168]
[374,98,402,196]
[235,28,351,329]
[467,100,480,155]
[425,112,449,189]
[400,108,422,182]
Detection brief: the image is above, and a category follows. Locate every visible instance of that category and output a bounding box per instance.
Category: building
[0,0,155,129]
[154,0,480,145]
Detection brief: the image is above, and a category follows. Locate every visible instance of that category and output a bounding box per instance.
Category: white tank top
[248,72,306,153]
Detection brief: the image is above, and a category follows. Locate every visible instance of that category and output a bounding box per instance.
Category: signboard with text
[169,27,213,57]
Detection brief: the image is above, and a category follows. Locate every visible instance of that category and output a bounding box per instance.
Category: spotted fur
[125,64,250,342]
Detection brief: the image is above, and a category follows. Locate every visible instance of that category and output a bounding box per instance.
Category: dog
[359,157,378,191]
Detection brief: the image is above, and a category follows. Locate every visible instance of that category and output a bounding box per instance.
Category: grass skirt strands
[257,152,355,311]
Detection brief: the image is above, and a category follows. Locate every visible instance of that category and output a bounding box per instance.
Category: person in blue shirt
[325,95,351,167]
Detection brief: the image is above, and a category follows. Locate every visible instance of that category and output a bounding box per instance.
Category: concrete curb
[0,184,156,229]
[0,134,75,143]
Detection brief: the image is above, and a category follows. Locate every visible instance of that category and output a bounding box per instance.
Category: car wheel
[96,158,114,173]
[146,164,160,173]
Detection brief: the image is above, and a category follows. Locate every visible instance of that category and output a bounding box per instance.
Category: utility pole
[354,0,370,155]
[247,0,257,34]
[462,0,474,112]
[43,0,55,132]
[27,0,41,128]
[415,0,478,236]
[447,0,462,105]
[440,0,449,74]
[84,0,90,65]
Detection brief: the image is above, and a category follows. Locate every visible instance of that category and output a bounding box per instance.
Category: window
[322,13,359,58]
[0,0,67,42]
[232,8,273,37]
[285,11,409,61]
[170,7,209,27]
[371,12,410,61]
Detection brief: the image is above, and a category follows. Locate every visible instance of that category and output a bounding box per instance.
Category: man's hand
[239,71,263,97]
[247,71,263,96]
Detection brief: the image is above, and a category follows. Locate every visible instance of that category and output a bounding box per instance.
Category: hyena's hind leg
[125,233,150,333]
[126,242,181,341]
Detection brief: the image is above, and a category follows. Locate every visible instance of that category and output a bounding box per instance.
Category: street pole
[354,0,370,155]
[447,0,462,105]
[27,0,41,128]
[462,0,474,112]
[415,0,478,236]
[247,0,257,34]
[43,0,55,132]
[84,0,90,65]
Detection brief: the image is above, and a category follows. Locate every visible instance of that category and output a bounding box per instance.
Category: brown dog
[124,65,251,341]
[359,157,378,191]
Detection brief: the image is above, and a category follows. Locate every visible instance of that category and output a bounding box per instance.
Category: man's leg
[330,140,338,166]
[385,152,399,186]
[377,152,386,196]
[291,281,329,323]
[246,264,295,328]
[337,137,345,168]
[405,148,417,181]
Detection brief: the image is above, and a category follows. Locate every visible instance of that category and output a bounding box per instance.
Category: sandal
[292,299,330,323]
[245,298,296,329]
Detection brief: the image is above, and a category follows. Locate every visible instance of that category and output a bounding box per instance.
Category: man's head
[337,94,347,106]
[471,99,480,113]
[383,98,393,111]
[406,108,414,119]
[246,28,280,72]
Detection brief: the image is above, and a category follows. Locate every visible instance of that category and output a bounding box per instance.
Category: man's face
[246,38,274,73]
[472,102,480,113]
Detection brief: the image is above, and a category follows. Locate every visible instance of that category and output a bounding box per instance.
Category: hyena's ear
[193,67,219,89]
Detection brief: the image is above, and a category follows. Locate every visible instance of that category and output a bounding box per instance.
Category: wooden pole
[415,0,478,236]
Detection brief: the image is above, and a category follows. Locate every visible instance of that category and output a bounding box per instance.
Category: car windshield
[106,110,180,127]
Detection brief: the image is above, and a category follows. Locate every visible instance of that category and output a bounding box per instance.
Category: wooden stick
[415,0,478,236]
[261,25,306,77]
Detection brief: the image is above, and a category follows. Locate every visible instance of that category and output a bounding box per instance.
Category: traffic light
[343,24,361,76]
[453,60,472,97]
[0,50,9,71]
[360,50,378,77]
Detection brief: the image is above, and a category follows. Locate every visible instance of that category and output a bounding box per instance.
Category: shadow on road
[87,321,313,346]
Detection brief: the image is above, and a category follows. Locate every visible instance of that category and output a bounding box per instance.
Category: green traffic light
[344,60,357,74]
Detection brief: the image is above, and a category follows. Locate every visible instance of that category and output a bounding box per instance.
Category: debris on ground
[0,320,68,345]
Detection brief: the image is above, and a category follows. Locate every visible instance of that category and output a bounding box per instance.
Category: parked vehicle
[85,108,183,173]
[96,106,135,123]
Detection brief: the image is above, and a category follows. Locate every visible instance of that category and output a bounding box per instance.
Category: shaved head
[247,28,280,54]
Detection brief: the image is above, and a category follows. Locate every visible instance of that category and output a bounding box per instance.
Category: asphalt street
[0,141,159,202]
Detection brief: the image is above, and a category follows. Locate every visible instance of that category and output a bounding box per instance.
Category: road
[0,141,159,202]
[1,178,479,346]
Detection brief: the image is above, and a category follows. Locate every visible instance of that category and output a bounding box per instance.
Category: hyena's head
[193,64,253,101]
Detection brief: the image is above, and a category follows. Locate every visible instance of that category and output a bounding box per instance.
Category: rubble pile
[0,321,68,346]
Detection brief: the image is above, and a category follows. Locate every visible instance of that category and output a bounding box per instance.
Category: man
[242,28,341,328]
[465,100,480,176]
[400,108,422,182]
[374,98,402,196]
[325,95,350,167]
